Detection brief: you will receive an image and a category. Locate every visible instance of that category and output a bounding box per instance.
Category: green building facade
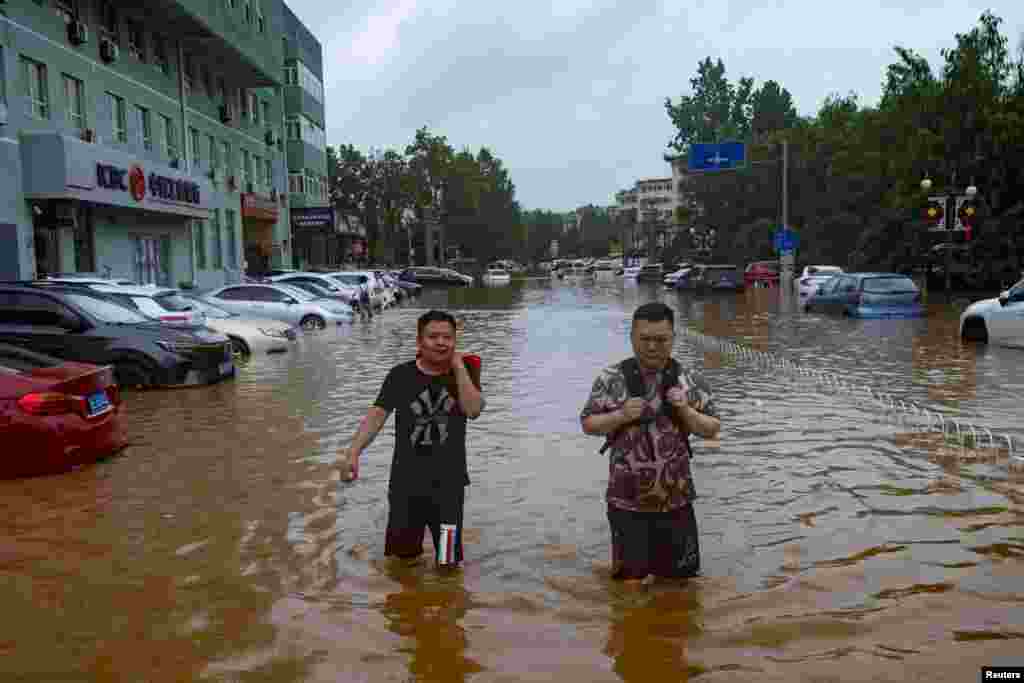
[0,0,329,285]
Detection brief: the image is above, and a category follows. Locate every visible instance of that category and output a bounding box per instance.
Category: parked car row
[0,267,425,479]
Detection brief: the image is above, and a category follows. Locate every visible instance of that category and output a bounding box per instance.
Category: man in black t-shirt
[338,310,484,568]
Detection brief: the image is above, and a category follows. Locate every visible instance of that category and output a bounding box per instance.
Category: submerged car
[0,286,235,388]
[959,276,1024,348]
[202,283,353,330]
[804,273,923,318]
[0,344,128,478]
[180,296,296,356]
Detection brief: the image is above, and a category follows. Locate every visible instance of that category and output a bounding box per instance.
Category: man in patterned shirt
[581,302,720,581]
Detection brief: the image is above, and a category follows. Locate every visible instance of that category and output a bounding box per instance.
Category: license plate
[87,390,111,416]
[219,360,233,376]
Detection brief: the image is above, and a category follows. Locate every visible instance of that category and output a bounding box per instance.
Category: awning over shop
[20,133,213,219]
[241,193,280,222]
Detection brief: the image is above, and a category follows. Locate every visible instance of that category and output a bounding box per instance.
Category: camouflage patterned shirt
[580,360,719,513]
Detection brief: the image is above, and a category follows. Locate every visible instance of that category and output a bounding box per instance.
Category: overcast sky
[288,0,1024,212]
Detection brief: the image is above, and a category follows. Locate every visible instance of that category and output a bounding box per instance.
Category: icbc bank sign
[96,163,201,205]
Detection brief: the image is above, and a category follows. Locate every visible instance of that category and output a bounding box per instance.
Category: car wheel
[300,315,326,331]
[961,317,988,343]
[228,336,251,358]
[115,360,154,389]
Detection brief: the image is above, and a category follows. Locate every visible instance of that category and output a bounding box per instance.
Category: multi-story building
[609,163,701,255]
[0,0,326,285]
[279,2,333,271]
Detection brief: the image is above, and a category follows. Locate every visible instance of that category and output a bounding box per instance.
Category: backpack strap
[599,357,693,457]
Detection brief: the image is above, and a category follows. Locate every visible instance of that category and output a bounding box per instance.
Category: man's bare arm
[581,409,631,436]
[349,406,390,455]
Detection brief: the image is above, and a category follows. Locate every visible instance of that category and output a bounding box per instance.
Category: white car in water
[181,295,296,356]
[959,276,1024,349]
[795,266,844,302]
[203,283,354,330]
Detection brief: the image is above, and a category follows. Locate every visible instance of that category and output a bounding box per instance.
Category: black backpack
[599,357,691,456]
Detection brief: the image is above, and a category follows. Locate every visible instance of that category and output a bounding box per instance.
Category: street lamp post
[922,174,979,299]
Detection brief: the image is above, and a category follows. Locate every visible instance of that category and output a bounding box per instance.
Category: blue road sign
[774,227,798,253]
[688,142,746,172]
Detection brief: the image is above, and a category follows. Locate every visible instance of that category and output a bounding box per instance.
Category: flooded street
[3,280,1023,682]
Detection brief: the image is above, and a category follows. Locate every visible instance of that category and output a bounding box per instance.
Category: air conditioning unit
[219,105,233,124]
[67,21,89,46]
[99,38,119,63]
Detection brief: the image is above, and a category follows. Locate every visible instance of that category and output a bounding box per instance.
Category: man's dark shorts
[607,503,700,580]
[385,484,465,564]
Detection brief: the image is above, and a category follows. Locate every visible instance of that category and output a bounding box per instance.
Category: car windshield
[182,297,234,319]
[63,293,151,323]
[808,266,841,275]
[862,277,918,293]
[153,292,194,311]
[332,274,364,286]
[273,284,316,302]
[287,281,333,297]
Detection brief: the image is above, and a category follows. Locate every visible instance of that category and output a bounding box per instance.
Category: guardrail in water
[681,327,1020,465]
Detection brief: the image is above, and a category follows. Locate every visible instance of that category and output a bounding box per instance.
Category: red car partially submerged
[0,344,127,478]
[744,260,781,288]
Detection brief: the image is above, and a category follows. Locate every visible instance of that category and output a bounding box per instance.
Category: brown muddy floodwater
[2,279,1023,682]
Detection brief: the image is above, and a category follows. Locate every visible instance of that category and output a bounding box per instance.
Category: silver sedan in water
[202,283,354,330]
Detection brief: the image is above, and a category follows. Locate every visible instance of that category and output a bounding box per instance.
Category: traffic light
[956,198,977,241]
[924,196,946,230]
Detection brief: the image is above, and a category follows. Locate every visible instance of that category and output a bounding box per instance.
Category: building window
[261,101,270,129]
[211,210,222,269]
[54,0,75,24]
[126,22,145,61]
[217,77,226,103]
[189,127,201,164]
[208,134,217,169]
[201,65,211,95]
[225,210,237,268]
[241,149,251,187]
[152,35,168,74]
[222,141,231,176]
[257,12,265,33]
[62,74,85,132]
[286,115,300,141]
[182,54,194,94]
[244,1,252,23]
[137,105,152,150]
[289,173,304,194]
[194,219,206,269]
[264,158,272,189]
[296,61,324,103]
[250,93,259,125]
[99,1,119,43]
[108,92,126,143]
[283,65,297,86]
[227,0,236,9]
[161,114,178,160]
[21,57,49,120]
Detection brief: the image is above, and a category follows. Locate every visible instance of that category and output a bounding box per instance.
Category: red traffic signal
[957,199,977,240]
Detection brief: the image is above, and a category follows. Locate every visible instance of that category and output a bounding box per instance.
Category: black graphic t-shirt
[374,360,470,494]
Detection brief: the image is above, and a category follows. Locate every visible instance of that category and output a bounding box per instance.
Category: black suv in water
[0,286,236,388]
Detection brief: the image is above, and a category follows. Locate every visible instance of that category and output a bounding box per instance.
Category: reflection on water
[1,280,1022,681]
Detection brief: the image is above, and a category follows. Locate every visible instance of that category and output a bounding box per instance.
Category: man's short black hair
[418,310,457,337]
[631,302,675,329]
